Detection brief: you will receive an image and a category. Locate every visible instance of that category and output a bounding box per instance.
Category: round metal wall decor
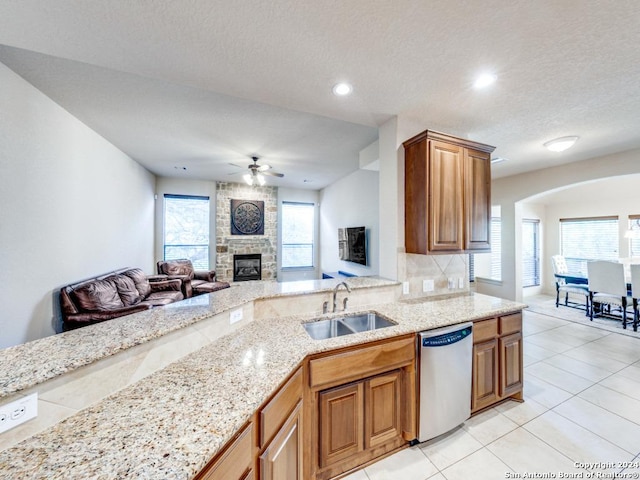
[231,199,264,235]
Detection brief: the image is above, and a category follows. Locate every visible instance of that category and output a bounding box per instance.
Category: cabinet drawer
[259,367,303,448]
[499,313,522,336]
[473,318,497,343]
[198,423,253,480]
[309,337,415,389]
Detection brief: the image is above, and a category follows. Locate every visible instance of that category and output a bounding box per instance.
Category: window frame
[281,201,315,270]
[163,194,211,270]
[560,216,619,274]
[522,218,540,287]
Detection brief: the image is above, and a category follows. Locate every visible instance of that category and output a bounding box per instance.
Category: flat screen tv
[338,226,367,266]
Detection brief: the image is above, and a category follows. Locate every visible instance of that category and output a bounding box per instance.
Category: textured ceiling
[1,0,639,188]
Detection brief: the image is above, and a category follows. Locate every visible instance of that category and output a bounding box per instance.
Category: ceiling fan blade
[262,170,284,178]
[228,162,244,169]
[257,164,271,172]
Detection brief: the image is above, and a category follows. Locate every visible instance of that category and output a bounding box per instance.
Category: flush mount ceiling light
[332,82,353,96]
[473,73,497,89]
[543,136,579,152]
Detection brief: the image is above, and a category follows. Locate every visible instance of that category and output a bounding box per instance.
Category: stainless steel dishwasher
[418,322,473,442]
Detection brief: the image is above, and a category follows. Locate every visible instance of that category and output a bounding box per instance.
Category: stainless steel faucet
[332,281,351,312]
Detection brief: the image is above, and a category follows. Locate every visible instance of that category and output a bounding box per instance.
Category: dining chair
[587,260,632,328]
[630,264,640,332]
[551,255,589,314]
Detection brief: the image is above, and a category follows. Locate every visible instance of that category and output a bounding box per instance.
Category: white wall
[277,188,320,281]
[320,169,379,277]
[154,177,217,272]
[0,62,156,349]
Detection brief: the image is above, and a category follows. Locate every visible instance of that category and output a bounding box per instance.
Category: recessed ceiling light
[332,82,353,96]
[543,136,579,152]
[491,157,507,164]
[473,73,497,89]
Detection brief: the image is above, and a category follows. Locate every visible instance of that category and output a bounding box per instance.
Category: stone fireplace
[216,182,277,282]
[233,254,262,281]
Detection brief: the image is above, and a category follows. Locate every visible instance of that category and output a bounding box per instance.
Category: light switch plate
[0,392,38,434]
[402,282,410,295]
[230,308,243,324]
[458,277,464,288]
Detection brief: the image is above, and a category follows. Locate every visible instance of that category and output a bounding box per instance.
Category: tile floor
[343,307,640,480]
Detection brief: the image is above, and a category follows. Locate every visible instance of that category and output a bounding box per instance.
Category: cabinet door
[464,148,492,251]
[499,332,523,398]
[318,382,364,468]
[197,423,253,480]
[260,401,303,480]
[364,370,402,449]
[472,339,499,412]
[428,140,464,251]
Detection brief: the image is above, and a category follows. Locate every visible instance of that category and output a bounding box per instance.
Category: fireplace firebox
[233,254,262,282]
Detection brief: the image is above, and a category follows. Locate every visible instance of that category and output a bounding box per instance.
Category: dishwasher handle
[421,325,472,347]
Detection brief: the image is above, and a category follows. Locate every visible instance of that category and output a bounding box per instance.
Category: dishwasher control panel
[421,326,472,347]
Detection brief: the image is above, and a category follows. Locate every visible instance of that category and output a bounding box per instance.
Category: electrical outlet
[229,308,243,324]
[448,278,456,289]
[402,282,410,295]
[458,277,464,288]
[0,393,37,434]
[422,279,434,292]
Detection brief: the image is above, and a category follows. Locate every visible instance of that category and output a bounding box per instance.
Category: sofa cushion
[71,279,124,311]
[160,260,195,280]
[121,268,152,298]
[142,290,184,307]
[107,274,141,306]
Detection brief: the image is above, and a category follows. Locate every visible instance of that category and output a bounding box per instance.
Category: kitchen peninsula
[0,277,525,479]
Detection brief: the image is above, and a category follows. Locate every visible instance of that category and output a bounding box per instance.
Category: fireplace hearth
[233,254,262,282]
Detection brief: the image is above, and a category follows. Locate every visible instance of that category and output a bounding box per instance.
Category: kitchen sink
[302,313,396,340]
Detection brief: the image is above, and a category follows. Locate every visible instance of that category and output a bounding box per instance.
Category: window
[628,216,640,257]
[281,202,315,268]
[522,219,540,287]
[163,194,210,269]
[490,217,502,281]
[560,216,618,274]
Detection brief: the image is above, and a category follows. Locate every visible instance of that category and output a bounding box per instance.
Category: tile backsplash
[398,252,469,299]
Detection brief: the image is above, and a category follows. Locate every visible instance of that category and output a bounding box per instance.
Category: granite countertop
[0,280,525,479]
[0,277,397,399]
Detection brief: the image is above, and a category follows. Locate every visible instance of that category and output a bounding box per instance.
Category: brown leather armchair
[60,267,184,331]
[156,259,230,298]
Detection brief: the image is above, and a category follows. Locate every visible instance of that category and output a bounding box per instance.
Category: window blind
[560,216,618,274]
[522,219,540,287]
[490,217,501,280]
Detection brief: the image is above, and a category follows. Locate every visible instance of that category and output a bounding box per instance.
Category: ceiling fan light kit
[236,156,284,186]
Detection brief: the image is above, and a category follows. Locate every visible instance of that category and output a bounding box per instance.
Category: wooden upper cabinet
[404,130,495,254]
[429,140,465,252]
[464,148,492,251]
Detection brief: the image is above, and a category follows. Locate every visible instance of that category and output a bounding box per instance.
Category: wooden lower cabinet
[472,313,523,413]
[500,332,523,398]
[472,339,499,411]
[260,401,303,480]
[319,382,364,467]
[195,423,254,480]
[315,369,408,480]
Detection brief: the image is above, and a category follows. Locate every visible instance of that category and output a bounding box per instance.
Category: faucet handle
[343,297,349,311]
[322,301,329,314]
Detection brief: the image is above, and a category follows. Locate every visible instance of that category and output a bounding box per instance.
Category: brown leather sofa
[60,267,184,331]
[156,259,230,298]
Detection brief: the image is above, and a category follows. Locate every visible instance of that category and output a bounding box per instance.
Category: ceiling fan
[229,156,284,186]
